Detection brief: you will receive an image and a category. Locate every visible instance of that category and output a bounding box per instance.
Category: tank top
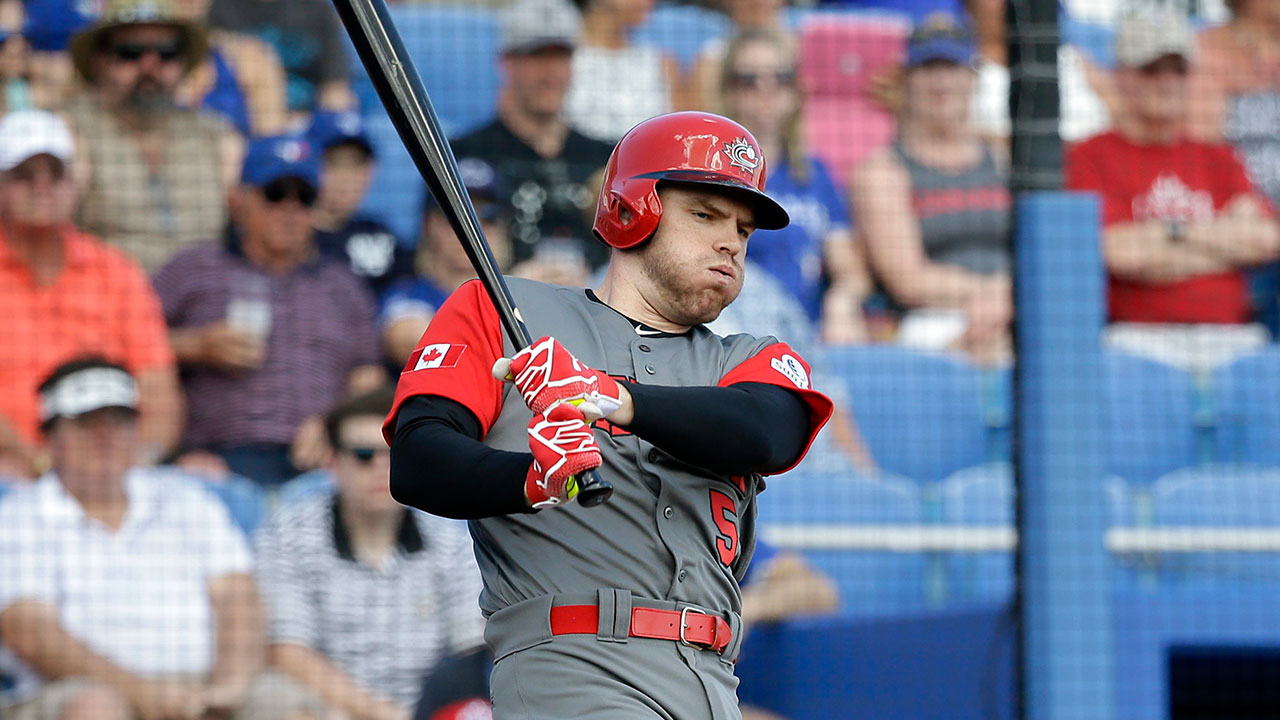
[566,45,671,143]
[202,49,252,138]
[65,96,230,273]
[893,140,1012,276]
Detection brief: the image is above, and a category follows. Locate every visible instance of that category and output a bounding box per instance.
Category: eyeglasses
[728,70,796,90]
[110,42,184,63]
[261,178,318,207]
[343,446,389,465]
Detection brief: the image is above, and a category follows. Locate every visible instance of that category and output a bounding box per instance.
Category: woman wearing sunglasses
[718,28,870,345]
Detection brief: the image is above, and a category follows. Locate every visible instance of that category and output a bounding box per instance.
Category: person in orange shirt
[0,109,181,480]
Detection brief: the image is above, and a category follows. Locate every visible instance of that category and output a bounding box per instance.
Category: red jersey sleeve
[717,342,835,474]
[382,280,506,445]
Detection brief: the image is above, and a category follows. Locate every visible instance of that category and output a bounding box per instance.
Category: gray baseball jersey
[387,277,831,719]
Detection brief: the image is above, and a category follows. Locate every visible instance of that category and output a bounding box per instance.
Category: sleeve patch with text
[769,353,810,390]
[406,343,468,372]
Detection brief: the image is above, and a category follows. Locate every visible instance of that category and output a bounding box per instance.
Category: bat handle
[576,469,613,507]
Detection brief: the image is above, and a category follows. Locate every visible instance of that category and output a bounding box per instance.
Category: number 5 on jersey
[709,490,739,567]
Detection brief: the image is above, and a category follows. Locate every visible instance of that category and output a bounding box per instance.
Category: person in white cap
[0,109,182,481]
[0,357,327,720]
[1066,11,1280,372]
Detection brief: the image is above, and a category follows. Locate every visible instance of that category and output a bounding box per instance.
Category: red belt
[550,604,732,654]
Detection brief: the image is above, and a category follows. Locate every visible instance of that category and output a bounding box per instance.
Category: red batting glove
[492,336,624,421]
[526,403,603,509]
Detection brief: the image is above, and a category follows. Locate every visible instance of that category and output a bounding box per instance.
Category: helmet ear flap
[597,179,661,249]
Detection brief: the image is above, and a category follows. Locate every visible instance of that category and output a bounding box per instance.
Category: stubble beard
[640,246,741,327]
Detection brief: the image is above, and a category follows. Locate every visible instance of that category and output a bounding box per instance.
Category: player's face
[724,39,797,141]
[319,144,375,218]
[47,408,138,501]
[904,59,975,127]
[502,46,574,121]
[98,25,187,111]
[332,415,399,516]
[634,185,755,326]
[1118,55,1189,127]
[0,155,76,228]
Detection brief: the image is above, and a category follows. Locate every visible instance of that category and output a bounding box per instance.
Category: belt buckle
[678,607,717,650]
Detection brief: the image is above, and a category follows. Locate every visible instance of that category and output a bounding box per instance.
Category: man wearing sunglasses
[1066,11,1280,371]
[153,135,385,486]
[255,387,488,720]
[64,0,243,273]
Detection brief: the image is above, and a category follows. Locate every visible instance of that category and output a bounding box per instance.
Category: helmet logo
[723,137,760,173]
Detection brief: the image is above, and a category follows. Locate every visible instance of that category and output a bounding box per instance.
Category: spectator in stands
[256,388,488,720]
[1066,12,1280,372]
[21,0,91,111]
[174,0,290,137]
[381,158,512,367]
[0,110,181,481]
[0,358,324,720]
[154,135,385,485]
[1190,0,1280,207]
[65,0,243,273]
[565,0,679,142]
[690,0,791,110]
[719,29,871,344]
[452,0,613,275]
[309,110,413,297]
[0,0,29,114]
[737,538,839,720]
[208,0,356,119]
[850,14,1012,365]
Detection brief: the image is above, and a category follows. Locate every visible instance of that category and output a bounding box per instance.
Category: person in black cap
[309,110,413,297]
[379,157,512,368]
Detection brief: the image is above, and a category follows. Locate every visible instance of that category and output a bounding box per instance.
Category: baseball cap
[0,110,75,172]
[906,13,977,68]
[38,361,140,428]
[241,135,321,190]
[500,0,580,55]
[23,0,92,53]
[1115,11,1195,68]
[307,110,375,157]
[422,156,505,221]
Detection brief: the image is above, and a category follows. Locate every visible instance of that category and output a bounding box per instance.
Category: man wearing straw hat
[64,0,243,273]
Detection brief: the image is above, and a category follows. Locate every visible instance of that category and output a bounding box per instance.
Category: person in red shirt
[1066,12,1280,333]
[0,110,181,480]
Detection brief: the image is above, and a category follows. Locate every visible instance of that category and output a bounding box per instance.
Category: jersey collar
[584,289,687,338]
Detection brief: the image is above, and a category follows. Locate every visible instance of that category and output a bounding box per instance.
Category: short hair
[324,385,397,449]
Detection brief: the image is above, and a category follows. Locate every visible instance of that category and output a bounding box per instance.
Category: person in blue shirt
[308,110,413,298]
[379,157,512,368]
[719,28,872,345]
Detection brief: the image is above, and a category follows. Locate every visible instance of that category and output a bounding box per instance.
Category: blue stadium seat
[632,4,731,71]
[938,463,1131,606]
[1212,348,1280,466]
[1103,350,1202,484]
[200,474,268,538]
[355,5,502,242]
[824,346,987,483]
[759,470,927,617]
[276,470,337,508]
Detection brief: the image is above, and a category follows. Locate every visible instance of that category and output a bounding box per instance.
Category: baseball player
[383,111,834,720]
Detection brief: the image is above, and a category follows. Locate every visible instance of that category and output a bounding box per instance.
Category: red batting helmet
[592,111,790,250]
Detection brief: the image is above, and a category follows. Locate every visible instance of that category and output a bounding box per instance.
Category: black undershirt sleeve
[389,382,812,519]
[390,395,534,520]
[624,381,811,476]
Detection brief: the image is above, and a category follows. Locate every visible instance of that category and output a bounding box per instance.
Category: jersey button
[677,569,688,582]
[644,362,656,375]
[663,506,674,519]
[648,449,659,463]
[638,343,651,352]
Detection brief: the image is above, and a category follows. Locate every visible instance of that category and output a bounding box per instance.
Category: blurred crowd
[0,0,1278,716]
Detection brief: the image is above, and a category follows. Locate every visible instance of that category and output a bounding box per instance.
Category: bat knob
[576,470,613,507]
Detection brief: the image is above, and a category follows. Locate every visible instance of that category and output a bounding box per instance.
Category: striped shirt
[152,239,380,448]
[253,493,486,707]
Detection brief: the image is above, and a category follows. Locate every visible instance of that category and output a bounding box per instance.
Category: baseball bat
[332,0,614,507]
